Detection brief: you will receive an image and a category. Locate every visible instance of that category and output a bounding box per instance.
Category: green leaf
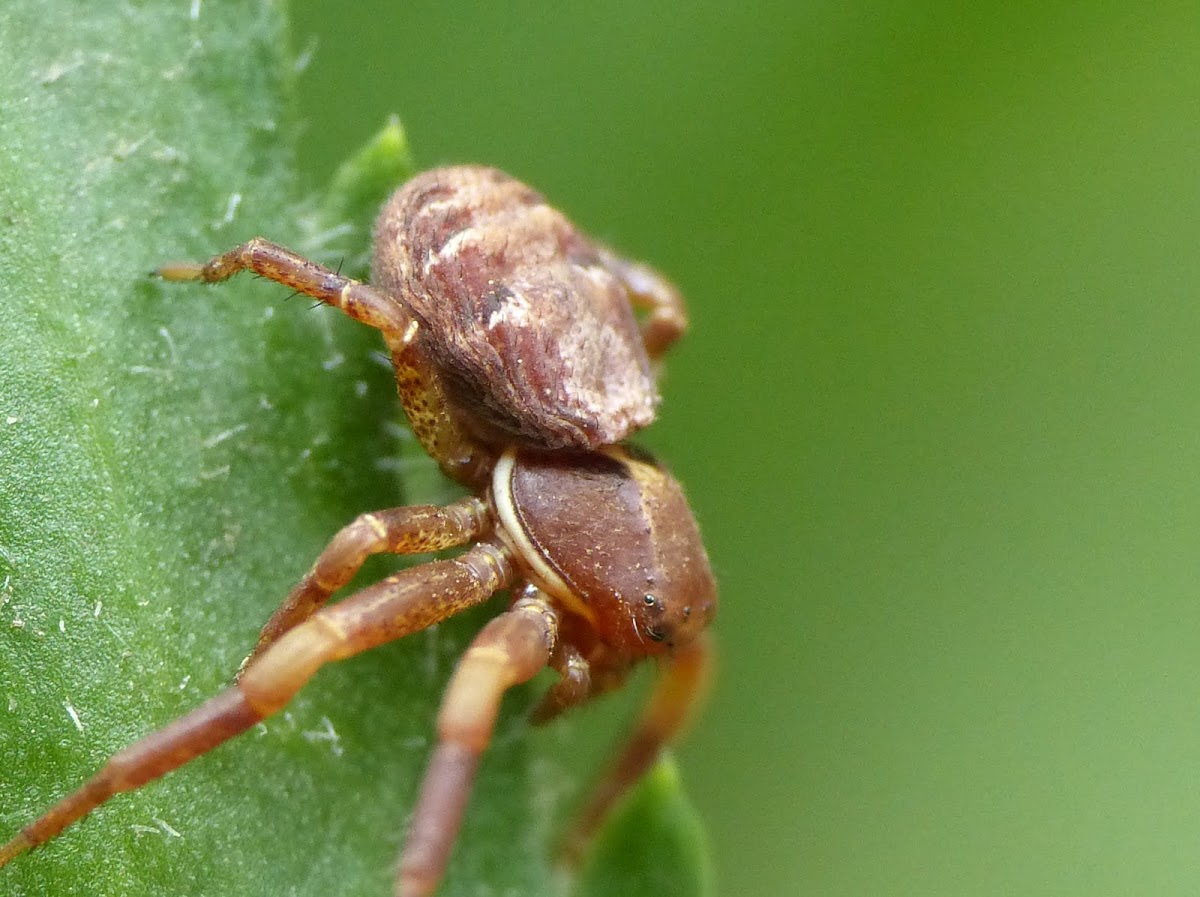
[0,3,709,896]
[322,116,415,248]
[574,758,715,897]
[299,114,416,282]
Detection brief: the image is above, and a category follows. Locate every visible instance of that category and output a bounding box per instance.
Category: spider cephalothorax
[0,165,715,897]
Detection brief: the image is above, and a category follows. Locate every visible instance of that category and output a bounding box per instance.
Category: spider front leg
[242,496,490,670]
[399,589,559,897]
[0,543,515,871]
[560,632,714,868]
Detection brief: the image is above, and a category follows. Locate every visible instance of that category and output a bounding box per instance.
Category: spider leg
[528,641,592,724]
[159,240,492,485]
[158,238,410,336]
[602,248,689,361]
[530,638,648,726]
[559,631,714,868]
[0,543,514,871]
[398,591,559,897]
[241,496,489,671]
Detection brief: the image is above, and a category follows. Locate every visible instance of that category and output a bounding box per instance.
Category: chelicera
[0,166,717,897]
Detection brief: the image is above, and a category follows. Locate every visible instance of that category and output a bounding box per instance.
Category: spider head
[494,446,716,657]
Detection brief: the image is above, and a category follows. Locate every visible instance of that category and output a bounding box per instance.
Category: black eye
[643,593,660,608]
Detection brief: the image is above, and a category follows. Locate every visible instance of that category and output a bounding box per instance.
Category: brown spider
[0,166,717,896]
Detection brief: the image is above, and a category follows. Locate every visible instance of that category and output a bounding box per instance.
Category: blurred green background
[288,3,1200,895]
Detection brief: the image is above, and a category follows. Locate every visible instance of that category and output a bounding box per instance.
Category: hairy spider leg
[242,497,490,669]
[398,590,559,897]
[158,238,406,332]
[0,543,515,870]
[158,239,491,486]
[559,631,714,868]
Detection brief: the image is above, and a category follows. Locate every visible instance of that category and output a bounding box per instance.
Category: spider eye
[643,593,660,607]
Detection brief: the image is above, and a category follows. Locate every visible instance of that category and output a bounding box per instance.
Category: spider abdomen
[373,166,662,450]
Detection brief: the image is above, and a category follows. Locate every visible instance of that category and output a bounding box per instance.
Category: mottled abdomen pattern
[372,166,659,450]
